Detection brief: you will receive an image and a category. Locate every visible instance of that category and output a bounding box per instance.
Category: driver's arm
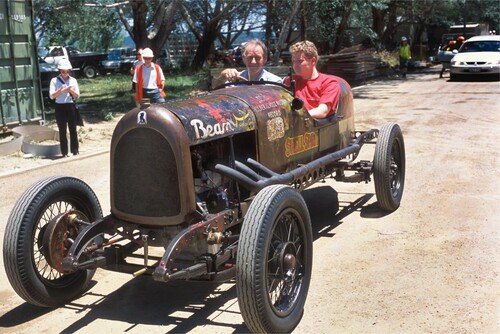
[212,68,242,88]
[219,68,241,81]
[307,103,331,119]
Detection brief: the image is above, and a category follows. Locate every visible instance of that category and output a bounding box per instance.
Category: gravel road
[0,70,499,333]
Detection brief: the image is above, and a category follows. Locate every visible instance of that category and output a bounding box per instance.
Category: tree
[332,0,354,53]
[285,0,347,54]
[179,0,251,71]
[34,0,499,69]
[115,0,181,58]
[271,0,301,64]
[35,0,181,57]
[34,0,123,51]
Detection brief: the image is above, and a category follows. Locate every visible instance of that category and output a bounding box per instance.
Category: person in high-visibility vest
[133,48,166,104]
[399,36,411,79]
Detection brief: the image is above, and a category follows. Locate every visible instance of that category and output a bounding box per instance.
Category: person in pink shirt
[284,40,341,119]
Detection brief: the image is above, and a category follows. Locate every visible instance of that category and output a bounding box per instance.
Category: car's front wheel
[3,176,102,307]
[236,185,313,333]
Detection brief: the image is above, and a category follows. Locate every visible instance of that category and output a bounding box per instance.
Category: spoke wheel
[237,185,312,333]
[374,123,406,211]
[3,176,102,307]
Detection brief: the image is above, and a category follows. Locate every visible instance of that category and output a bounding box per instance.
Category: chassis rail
[215,129,378,192]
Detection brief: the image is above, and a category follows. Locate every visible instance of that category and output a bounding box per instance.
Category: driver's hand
[220,68,241,81]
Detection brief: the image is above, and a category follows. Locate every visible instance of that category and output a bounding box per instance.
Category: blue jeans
[142,88,165,103]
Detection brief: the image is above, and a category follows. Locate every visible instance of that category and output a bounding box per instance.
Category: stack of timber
[321,45,389,83]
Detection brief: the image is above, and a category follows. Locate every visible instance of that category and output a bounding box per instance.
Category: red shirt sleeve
[317,74,341,114]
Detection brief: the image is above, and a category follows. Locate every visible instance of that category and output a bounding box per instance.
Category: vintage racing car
[3,76,405,333]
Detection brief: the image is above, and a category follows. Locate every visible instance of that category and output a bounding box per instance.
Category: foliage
[305,0,343,52]
[118,0,181,60]
[34,0,123,51]
[179,0,251,70]
[34,0,499,68]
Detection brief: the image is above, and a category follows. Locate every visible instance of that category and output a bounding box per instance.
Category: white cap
[142,48,154,58]
[58,59,73,70]
[401,36,407,42]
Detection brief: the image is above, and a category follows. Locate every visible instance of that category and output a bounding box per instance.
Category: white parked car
[450,35,500,81]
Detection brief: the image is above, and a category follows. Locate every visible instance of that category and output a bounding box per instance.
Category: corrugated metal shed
[0,0,44,132]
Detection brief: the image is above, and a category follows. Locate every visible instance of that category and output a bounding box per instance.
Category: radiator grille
[113,128,180,217]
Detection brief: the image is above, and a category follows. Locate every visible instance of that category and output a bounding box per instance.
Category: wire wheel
[237,185,312,333]
[374,123,406,211]
[3,176,102,307]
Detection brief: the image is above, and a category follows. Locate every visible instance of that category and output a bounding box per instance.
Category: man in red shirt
[284,40,341,119]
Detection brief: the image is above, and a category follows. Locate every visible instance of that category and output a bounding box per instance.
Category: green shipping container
[0,0,44,132]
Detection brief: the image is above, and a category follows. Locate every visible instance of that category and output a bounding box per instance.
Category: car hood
[39,62,59,73]
[452,52,500,63]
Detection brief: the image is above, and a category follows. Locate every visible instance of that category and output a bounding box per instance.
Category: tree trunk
[332,1,353,53]
[272,0,301,64]
[381,0,401,48]
[371,7,386,41]
[130,0,149,48]
[300,1,306,41]
[191,22,220,71]
[124,0,180,59]
[265,0,275,53]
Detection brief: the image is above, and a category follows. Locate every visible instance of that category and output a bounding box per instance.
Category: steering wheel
[232,75,248,82]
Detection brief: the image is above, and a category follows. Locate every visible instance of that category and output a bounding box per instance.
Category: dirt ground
[0,69,499,333]
[0,113,124,177]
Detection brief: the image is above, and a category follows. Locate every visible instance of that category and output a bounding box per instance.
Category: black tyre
[3,176,102,307]
[236,185,313,333]
[450,72,461,81]
[373,123,405,211]
[83,65,98,79]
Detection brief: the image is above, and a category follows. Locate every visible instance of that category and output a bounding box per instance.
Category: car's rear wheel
[373,123,405,211]
[83,65,98,79]
[237,185,313,333]
[3,176,102,307]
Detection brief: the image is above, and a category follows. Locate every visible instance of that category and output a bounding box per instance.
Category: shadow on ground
[0,185,388,333]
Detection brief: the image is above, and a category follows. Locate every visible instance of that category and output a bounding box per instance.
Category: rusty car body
[4,77,405,333]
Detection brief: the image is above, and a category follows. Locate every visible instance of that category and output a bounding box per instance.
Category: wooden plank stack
[320,45,388,83]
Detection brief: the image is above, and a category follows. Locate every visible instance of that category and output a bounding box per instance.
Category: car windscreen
[459,41,500,53]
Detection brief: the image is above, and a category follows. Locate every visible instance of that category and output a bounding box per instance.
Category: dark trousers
[55,103,79,156]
